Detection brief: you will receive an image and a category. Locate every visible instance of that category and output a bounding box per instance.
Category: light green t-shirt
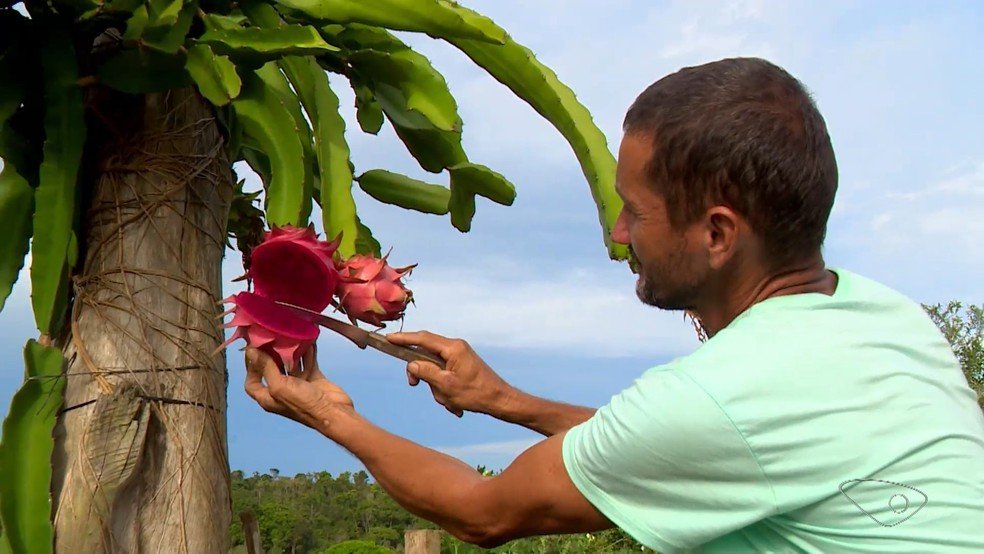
[563,269,984,553]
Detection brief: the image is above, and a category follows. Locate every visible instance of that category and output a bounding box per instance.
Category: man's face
[610,133,708,310]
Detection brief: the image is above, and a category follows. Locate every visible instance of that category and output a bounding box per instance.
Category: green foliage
[226,179,267,266]
[0,164,29,311]
[2,0,621,270]
[185,45,242,106]
[96,48,192,93]
[30,22,85,335]
[0,14,36,314]
[923,301,984,409]
[347,48,460,133]
[351,82,384,135]
[307,69,361,256]
[1,2,624,547]
[324,539,392,554]
[142,0,197,53]
[441,528,651,554]
[232,67,308,226]
[274,0,507,43]
[231,469,427,552]
[336,26,467,174]
[229,469,650,553]
[448,163,515,232]
[356,170,450,216]
[0,340,65,554]
[200,17,338,59]
[439,3,626,258]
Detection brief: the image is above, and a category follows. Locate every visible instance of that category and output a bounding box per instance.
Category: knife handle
[403,345,448,369]
[365,333,447,370]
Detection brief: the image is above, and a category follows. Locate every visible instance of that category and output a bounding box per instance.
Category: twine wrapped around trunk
[51,87,234,553]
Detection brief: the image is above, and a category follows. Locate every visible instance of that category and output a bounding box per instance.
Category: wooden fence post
[404,529,442,554]
[240,511,262,554]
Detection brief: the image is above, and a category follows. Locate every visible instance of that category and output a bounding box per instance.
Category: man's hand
[244,345,354,433]
[387,331,515,419]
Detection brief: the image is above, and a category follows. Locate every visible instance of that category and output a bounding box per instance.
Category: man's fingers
[407,360,444,385]
[245,367,284,413]
[431,391,463,418]
[246,348,290,395]
[251,386,283,413]
[407,368,420,387]
[245,347,263,374]
[244,368,264,398]
[300,345,325,382]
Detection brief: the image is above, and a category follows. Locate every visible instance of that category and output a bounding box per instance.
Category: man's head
[611,57,838,310]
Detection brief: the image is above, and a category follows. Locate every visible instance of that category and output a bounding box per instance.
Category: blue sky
[1,0,982,476]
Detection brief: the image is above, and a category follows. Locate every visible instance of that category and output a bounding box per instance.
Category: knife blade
[275,302,446,369]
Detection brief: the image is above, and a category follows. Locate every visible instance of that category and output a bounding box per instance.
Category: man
[244,58,984,552]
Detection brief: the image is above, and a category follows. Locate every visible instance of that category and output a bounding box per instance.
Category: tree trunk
[50,87,234,553]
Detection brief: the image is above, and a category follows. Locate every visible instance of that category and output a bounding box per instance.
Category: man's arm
[388,331,595,436]
[244,347,612,547]
[325,406,611,546]
[492,387,597,437]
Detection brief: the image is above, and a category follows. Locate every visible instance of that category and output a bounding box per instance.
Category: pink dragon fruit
[219,225,339,370]
[219,291,320,371]
[336,255,415,327]
[249,225,340,311]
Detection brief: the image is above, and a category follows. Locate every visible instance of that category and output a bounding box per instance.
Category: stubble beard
[635,262,700,312]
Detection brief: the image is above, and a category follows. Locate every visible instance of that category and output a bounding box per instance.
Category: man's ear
[703,206,741,269]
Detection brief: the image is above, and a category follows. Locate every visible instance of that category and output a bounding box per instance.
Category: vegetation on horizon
[229,468,650,553]
[923,302,983,410]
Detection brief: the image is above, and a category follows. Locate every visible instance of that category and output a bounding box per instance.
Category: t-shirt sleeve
[562,367,776,552]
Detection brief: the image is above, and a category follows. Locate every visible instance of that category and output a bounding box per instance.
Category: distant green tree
[227,468,655,553]
[256,502,301,553]
[323,539,392,554]
[923,301,984,409]
[365,526,400,548]
[439,527,651,554]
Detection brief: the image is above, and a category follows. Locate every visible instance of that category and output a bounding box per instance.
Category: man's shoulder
[686,268,936,358]
[663,267,957,421]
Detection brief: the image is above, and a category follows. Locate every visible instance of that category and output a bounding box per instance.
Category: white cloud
[888,161,984,201]
[434,437,538,460]
[861,161,984,261]
[656,0,773,61]
[400,262,701,358]
[431,437,541,470]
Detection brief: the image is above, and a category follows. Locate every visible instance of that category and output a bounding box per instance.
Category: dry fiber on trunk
[50,87,234,553]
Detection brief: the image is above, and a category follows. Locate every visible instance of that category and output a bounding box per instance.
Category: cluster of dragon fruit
[219,225,414,370]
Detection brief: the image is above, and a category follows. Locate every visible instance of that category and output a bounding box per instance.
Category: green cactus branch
[0,0,625,549]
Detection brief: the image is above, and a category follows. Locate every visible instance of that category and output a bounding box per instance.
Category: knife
[275,301,446,369]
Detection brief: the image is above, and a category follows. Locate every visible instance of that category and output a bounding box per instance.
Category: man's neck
[693,257,837,337]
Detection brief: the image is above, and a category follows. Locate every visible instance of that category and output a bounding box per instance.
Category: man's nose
[611,212,630,245]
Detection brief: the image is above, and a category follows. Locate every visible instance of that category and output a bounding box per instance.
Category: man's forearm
[319,406,495,543]
[494,388,596,436]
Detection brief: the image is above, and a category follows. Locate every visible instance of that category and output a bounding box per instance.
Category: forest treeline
[229,468,649,553]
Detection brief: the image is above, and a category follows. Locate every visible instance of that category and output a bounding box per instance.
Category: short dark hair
[623,57,838,267]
